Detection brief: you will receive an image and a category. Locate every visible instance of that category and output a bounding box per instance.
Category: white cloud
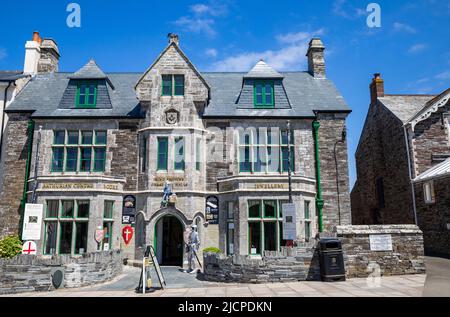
[210,29,325,72]
[436,71,450,80]
[333,0,366,19]
[174,16,216,36]
[408,43,427,54]
[205,48,218,58]
[190,2,228,17]
[191,4,210,15]
[393,22,417,34]
[0,48,6,60]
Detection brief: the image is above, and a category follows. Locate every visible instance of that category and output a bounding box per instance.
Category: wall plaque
[122,195,136,224]
[22,204,44,241]
[369,234,393,251]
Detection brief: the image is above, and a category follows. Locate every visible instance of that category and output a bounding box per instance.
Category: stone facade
[0,251,122,295]
[414,177,450,257]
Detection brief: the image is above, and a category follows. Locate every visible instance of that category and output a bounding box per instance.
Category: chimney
[306,38,326,79]
[370,73,384,104]
[37,39,60,73]
[168,33,179,45]
[23,31,41,74]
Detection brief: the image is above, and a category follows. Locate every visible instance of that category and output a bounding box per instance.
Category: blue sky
[1,0,449,187]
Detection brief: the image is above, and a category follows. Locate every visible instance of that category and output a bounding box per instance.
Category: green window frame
[254,81,274,108]
[51,147,65,172]
[157,137,169,171]
[174,137,185,171]
[102,201,115,251]
[162,75,185,96]
[76,82,98,108]
[93,148,106,172]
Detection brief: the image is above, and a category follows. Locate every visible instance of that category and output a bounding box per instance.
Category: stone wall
[0,251,123,295]
[414,178,450,257]
[317,113,352,229]
[351,102,415,225]
[202,246,321,283]
[336,225,426,278]
[0,113,32,238]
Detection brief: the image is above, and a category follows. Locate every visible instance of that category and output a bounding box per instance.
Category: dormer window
[254,81,274,108]
[162,75,185,96]
[76,82,97,108]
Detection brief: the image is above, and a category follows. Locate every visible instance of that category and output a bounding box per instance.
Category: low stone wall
[335,225,426,278]
[202,246,321,284]
[0,250,123,295]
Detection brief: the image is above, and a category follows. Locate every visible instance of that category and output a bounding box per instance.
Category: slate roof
[378,95,435,123]
[414,158,450,182]
[70,59,108,80]
[0,71,28,82]
[7,70,350,119]
[244,60,284,79]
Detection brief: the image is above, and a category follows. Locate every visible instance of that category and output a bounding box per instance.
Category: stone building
[1,34,352,265]
[352,74,450,256]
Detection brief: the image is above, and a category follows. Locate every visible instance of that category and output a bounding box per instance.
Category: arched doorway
[154,215,184,267]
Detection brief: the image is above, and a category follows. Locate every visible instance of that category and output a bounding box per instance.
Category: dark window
[157,137,169,170]
[59,222,73,254]
[174,137,185,171]
[76,82,97,108]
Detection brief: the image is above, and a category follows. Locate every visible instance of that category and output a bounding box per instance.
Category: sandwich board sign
[282,203,297,241]
[22,204,44,241]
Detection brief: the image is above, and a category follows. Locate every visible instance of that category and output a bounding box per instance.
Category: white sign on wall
[282,203,297,241]
[22,204,44,241]
[369,234,393,251]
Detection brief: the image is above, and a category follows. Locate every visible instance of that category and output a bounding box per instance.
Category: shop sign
[282,203,297,241]
[22,241,37,255]
[22,204,44,241]
[122,226,134,245]
[369,235,393,251]
[206,196,219,225]
[122,195,136,224]
[255,184,287,190]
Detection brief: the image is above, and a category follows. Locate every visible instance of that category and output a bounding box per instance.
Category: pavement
[423,256,450,297]
[4,256,450,297]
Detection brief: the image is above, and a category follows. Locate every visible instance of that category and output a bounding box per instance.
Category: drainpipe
[333,128,347,226]
[313,120,324,233]
[19,120,35,238]
[0,81,13,162]
[403,125,418,225]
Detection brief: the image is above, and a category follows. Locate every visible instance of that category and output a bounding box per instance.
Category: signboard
[149,246,166,289]
[122,195,136,224]
[22,241,37,255]
[122,226,134,245]
[369,234,393,251]
[206,196,219,225]
[282,203,297,241]
[22,204,44,241]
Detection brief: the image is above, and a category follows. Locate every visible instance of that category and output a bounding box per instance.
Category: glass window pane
[79,94,86,105]
[77,201,90,218]
[94,148,106,172]
[87,94,95,105]
[279,200,290,218]
[61,201,74,218]
[174,137,185,170]
[227,224,235,255]
[157,137,168,170]
[52,148,64,172]
[103,222,113,250]
[88,85,96,94]
[227,202,234,220]
[264,201,277,218]
[81,131,93,145]
[248,200,261,218]
[255,85,263,94]
[162,75,172,96]
[46,200,59,218]
[54,131,65,145]
[239,146,251,172]
[253,146,263,173]
[66,148,78,172]
[256,94,263,104]
[174,75,184,96]
[279,222,288,247]
[104,201,114,219]
[80,84,87,93]
[267,147,280,173]
[305,222,311,241]
[59,222,73,254]
[196,138,201,171]
[95,131,107,145]
[44,222,58,255]
[67,131,79,145]
[80,148,92,172]
[249,222,261,255]
[304,201,310,219]
[264,222,277,252]
[75,222,88,255]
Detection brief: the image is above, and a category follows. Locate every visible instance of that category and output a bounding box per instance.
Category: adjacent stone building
[352,74,450,256]
[1,33,352,265]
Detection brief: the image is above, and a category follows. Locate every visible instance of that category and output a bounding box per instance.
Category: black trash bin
[319,238,346,282]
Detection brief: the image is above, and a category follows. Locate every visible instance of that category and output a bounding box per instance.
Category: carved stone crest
[165,109,180,125]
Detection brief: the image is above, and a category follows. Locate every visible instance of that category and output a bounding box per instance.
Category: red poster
[122,226,134,245]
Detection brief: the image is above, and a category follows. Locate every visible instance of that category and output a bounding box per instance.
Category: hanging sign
[122,195,136,224]
[22,241,37,255]
[282,203,297,241]
[122,226,134,245]
[22,204,44,241]
[206,196,219,225]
